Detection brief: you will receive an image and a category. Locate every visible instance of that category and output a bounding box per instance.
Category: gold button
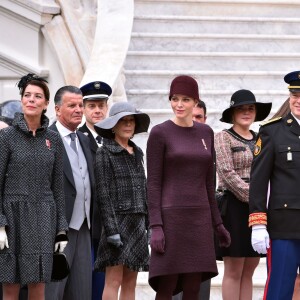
[284,204,287,207]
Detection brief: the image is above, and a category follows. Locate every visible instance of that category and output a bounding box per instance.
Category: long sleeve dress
[147,120,222,294]
[0,113,68,284]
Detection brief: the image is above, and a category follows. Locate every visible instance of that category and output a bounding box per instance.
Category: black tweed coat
[0,113,68,284]
[94,139,149,272]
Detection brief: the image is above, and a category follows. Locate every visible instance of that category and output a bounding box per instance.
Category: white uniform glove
[0,227,9,250]
[54,231,68,253]
[251,224,270,254]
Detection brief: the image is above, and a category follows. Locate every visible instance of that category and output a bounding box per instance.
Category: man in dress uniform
[79,81,112,160]
[249,71,300,300]
[46,86,95,300]
[78,81,112,300]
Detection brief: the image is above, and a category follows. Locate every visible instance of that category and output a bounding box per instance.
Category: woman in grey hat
[94,102,150,299]
[215,89,271,300]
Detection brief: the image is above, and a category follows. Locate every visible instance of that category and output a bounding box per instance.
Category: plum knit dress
[147,120,222,294]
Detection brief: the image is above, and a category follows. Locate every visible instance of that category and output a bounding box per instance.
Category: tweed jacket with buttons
[95,138,148,237]
[215,129,256,202]
[0,113,68,284]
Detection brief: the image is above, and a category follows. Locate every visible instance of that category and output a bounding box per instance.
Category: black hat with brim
[94,102,150,139]
[220,89,272,124]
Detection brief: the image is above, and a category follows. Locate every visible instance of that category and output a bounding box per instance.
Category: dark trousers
[172,279,211,300]
[45,221,92,300]
[92,239,105,300]
[265,239,300,300]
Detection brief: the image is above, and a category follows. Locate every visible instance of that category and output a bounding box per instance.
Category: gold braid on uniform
[248,212,267,227]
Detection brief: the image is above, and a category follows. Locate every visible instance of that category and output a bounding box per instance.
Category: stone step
[133,15,300,35]
[135,0,300,18]
[127,89,288,110]
[125,51,300,71]
[129,33,300,52]
[135,259,267,300]
[124,70,287,91]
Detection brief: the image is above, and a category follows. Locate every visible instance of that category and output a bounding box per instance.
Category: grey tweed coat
[0,113,68,284]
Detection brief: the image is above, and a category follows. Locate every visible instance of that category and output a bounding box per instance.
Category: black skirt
[215,191,262,260]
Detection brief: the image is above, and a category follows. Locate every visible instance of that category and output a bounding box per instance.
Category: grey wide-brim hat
[94,102,150,139]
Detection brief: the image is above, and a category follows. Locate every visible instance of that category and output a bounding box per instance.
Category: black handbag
[215,190,228,217]
[51,252,70,281]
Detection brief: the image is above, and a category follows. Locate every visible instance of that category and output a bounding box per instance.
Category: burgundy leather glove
[215,224,231,248]
[150,226,165,254]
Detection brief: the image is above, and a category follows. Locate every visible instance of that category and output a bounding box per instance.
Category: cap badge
[230,101,234,107]
[298,73,300,79]
[94,82,101,89]
[287,119,293,124]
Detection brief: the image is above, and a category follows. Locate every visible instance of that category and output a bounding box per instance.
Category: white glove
[251,224,270,254]
[0,226,9,250]
[54,231,68,253]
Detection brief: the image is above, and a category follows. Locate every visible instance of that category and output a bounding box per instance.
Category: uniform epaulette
[260,117,282,127]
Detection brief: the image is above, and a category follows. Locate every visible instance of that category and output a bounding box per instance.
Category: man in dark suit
[45,85,96,300]
[249,70,300,299]
[78,81,112,160]
[78,81,111,300]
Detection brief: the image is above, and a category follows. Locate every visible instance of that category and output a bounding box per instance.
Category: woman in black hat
[215,89,271,300]
[93,102,150,299]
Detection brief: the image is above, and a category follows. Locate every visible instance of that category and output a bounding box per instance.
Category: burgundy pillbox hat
[169,75,200,101]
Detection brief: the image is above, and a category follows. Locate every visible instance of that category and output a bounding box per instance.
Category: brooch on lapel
[46,139,51,150]
[201,139,207,150]
[83,132,89,136]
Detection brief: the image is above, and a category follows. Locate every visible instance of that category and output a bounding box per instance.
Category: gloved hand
[107,234,123,248]
[215,224,231,248]
[251,224,269,254]
[54,231,68,253]
[150,226,165,254]
[0,227,9,250]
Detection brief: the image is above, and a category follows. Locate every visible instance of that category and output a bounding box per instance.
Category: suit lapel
[49,123,76,188]
[79,124,98,154]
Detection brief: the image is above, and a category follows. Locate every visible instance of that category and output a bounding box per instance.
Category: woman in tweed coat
[94,102,150,300]
[0,74,68,299]
[215,89,271,300]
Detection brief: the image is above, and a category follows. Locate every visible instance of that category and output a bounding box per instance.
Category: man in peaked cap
[79,81,112,300]
[79,81,112,159]
[249,70,300,299]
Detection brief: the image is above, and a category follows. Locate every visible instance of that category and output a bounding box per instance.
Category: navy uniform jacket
[249,113,300,239]
[78,123,98,161]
